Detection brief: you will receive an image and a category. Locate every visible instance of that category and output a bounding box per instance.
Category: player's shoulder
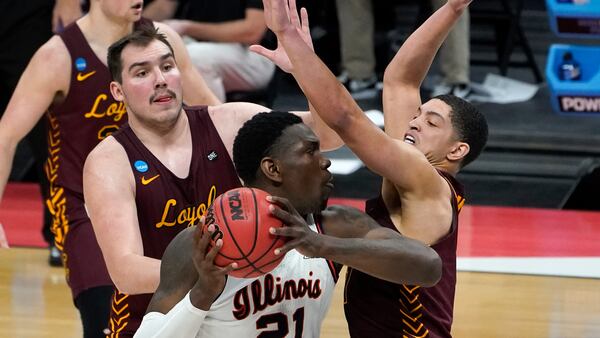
[85,136,128,172]
[34,35,71,69]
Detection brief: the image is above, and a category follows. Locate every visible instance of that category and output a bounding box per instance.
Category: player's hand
[250,0,312,73]
[0,223,9,248]
[189,223,237,310]
[447,0,473,13]
[52,0,82,33]
[267,195,321,258]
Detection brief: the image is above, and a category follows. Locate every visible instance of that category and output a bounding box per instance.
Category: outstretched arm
[249,3,342,152]
[260,0,439,194]
[383,0,472,139]
[268,197,442,286]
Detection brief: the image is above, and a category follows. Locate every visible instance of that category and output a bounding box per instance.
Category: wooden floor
[2,248,600,338]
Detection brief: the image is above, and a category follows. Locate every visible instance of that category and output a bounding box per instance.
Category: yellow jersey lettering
[84,94,127,122]
[155,199,178,228]
[154,185,219,229]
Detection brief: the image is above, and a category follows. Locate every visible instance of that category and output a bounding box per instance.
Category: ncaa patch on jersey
[134,160,149,173]
[75,57,87,72]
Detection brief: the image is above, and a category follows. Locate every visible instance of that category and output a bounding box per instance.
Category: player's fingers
[268,204,299,226]
[274,239,302,256]
[269,225,301,237]
[0,223,9,249]
[220,262,239,275]
[289,0,300,27]
[266,195,296,213]
[249,45,275,60]
[204,238,222,263]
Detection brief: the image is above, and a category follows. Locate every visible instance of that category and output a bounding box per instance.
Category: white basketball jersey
[197,219,337,337]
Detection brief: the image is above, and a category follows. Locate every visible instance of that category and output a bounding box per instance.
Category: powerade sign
[557,17,600,35]
[559,96,600,113]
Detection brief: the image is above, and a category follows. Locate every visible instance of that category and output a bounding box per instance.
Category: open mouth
[131,3,143,10]
[404,134,416,145]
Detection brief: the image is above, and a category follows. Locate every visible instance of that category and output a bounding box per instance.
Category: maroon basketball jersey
[344,170,465,338]
[45,19,150,250]
[108,106,241,338]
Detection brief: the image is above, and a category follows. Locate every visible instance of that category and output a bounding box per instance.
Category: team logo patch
[134,160,149,173]
[207,150,218,161]
[75,57,87,72]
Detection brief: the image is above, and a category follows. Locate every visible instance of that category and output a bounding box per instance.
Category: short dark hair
[107,23,175,83]
[433,94,488,168]
[233,112,303,185]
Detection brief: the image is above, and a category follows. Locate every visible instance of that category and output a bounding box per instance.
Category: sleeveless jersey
[109,106,241,338]
[344,170,465,338]
[45,19,150,251]
[198,218,337,338]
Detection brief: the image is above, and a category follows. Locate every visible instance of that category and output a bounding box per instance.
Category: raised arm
[154,22,221,106]
[142,0,177,22]
[260,0,439,193]
[268,197,442,286]
[84,138,160,294]
[0,37,69,229]
[383,0,472,138]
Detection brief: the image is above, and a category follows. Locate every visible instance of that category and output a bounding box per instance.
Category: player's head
[405,94,488,170]
[233,112,333,215]
[92,0,144,22]
[108,25,183,130]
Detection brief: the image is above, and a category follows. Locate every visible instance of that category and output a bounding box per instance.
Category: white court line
[457,257,600,278]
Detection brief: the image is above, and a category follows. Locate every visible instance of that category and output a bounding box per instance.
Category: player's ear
[447,141,470,162]
[260,157,283,183]
[109,81,125,102]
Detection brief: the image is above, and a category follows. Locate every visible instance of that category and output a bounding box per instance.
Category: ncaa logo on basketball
[227,190,246,221]
[134,160,149,173]
[75,57,87,71]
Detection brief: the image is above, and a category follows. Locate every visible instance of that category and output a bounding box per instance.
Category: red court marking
[329,197,600,258]
[0,183,46,248]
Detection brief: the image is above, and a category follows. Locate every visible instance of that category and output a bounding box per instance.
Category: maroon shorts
[62,217,113,300]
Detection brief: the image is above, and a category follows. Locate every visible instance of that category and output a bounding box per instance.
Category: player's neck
[131,109,190,148]
[80,12,135,51]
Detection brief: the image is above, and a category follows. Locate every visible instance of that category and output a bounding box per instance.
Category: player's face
[404,98,461,164]
[111,40,184,129]
[98,0,144,22]
[277,124,333,215]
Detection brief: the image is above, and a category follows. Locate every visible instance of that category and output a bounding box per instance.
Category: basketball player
[132,111,442,337]
[83,23,340,337]
[253,0,487,336]
[0,1,217,336]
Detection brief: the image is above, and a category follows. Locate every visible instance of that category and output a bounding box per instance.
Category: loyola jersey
[344,170,465,338]
[109,106,241,338]
[46,19,150,250]
[199,219,337,338]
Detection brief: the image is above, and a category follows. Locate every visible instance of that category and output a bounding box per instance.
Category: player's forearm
[134,292,206,338]
[383,3,466,88]
[280,28,362,135]
[319,236,442,286]
[0,141,18,203]
[110,254,161,295]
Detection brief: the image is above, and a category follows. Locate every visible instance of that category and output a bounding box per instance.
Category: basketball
[202,187,287,278]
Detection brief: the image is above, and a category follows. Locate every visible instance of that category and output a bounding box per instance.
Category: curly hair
[233,111,303,184]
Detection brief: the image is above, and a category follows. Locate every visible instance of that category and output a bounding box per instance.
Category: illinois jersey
[344,170,465,338]
[109,106,241,337]
[195,219,336,338]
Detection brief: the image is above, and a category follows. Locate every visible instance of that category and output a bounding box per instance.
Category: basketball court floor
[1,183,600,337]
